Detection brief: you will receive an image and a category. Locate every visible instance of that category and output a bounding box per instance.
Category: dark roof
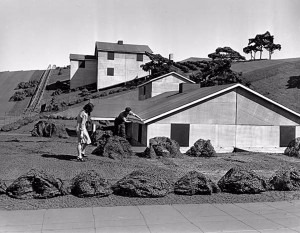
[91,83,300,124]
[139,84,237,122]
[70,54,96,61]
[95,41,153,54]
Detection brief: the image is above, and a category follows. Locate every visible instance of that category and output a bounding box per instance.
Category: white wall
[97,52,150,89]
[152,74,185,97]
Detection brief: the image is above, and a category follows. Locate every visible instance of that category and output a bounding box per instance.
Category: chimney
[117,40,123,45]
[169,53,174,61]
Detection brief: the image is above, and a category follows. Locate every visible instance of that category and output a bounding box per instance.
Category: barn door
[280,126,295,147]
[171,124,190,147]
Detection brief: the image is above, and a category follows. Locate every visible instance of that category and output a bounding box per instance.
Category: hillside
[0,70,44,125]
[176,58,300,114]
[0,58,299,128]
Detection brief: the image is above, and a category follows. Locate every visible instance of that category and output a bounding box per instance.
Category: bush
[15,80,39,90]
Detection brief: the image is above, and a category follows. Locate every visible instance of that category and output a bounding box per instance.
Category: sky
[0,0,300,71]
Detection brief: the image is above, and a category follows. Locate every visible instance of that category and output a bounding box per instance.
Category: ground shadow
[286,75,300,89]
[41,153,76,161]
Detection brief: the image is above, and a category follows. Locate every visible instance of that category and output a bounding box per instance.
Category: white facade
[97,52,150,89]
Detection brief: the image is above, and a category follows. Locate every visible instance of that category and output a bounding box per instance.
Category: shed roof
[90,83,300,124]
[138,72,195,87]
[95,41,153,54]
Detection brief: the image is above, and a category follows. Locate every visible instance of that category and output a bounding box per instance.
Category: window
[107,68,114,76]
[280,126,295,147]
[143,86,146,95]
[107,52,114,60]
[78,60,85,68]
[137,54,143,62]
[171,124,190,147]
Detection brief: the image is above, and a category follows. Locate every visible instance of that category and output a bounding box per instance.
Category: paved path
[1,201,300,233]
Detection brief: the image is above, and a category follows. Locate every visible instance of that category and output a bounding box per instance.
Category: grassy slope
[0,70,42,117]
[232,58,300,113]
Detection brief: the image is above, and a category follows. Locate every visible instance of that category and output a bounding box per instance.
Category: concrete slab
[0,201,300,233]
[0,209,46,226]
[95,225,150,233]
[239,218,286,230]
[148,222,203,233]
[93,206,144,221]
[193,219,255,232]
[43,207,93,224]
[138,205,189,225]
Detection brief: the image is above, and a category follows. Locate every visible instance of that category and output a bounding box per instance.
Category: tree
[244,31,281,60]
[189,59,242,87]
[208,47,245,61]
[264,43,281,60]
[141,52,174,78]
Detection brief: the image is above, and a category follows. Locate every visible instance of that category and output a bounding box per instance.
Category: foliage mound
[143,136,183,159]
[112,170,173,197]
[186,139,216,157]
[284,137,300,158]
[174,171,220,195]
[6,169,67,199]
[70,170,112,198]
[218,166,268,194]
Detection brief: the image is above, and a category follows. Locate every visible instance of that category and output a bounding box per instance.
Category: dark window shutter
[107,52,114,60]
[107,68,114,76]
[171,124,190,147]
[137,54,143,62]
[280,126,296,147]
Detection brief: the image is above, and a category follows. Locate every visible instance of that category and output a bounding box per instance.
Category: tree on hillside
[141,52,174,78]
[189,59,242,87]
[208,47,245,61]
[243,44,262,61]
[244,31,281,60]
[264,43,281,60]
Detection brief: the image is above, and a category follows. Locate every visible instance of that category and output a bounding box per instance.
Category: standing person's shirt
[115,111,137,123]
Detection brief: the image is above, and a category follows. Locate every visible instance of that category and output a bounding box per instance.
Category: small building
[70,41,153,90]
[138,72,196,100]
[91,83,300,153]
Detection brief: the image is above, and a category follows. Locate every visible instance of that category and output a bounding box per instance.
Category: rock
[268,167,300,191]
[91,130,113,146]
[112,170,173,197]
[284,137,300,158]
[31,120,69,138]
[92,135,133,159]
[70,170,112,198]
[143,137,183,159]
[186,139,216,157]
[217,167,267,194]
[6,169,66,199]
[0,180,7,195]
[174,171,220,195]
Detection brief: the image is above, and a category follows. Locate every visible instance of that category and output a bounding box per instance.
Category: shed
[91,83,300,153]
[138,72,196,100]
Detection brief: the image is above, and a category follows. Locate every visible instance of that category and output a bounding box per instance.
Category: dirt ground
[0,123,300,210]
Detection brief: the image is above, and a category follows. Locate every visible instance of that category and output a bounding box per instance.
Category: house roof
[138,72,195,87]
[70,54,96,61]
[95,41,153,54]
[90,83,300,124]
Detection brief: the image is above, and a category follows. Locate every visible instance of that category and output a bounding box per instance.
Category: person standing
[76,103,94,161]
[114,107,142,138]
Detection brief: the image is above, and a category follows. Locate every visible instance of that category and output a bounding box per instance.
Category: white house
[70,40,153,90]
